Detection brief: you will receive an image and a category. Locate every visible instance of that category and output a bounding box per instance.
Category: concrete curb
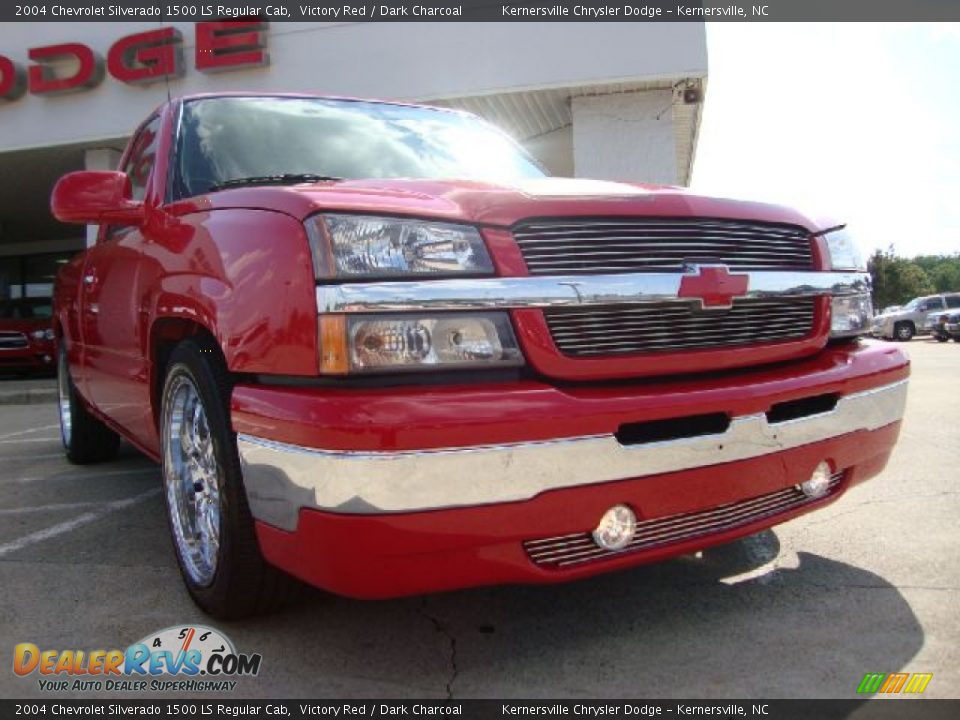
[0,389,58,406]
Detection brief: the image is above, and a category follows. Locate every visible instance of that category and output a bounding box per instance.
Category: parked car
[924,311,950,341]
[0,298,56,374]
[947,314,960,342]
[871,293,960,341]
[50,94,908,618]
[881,305,901,315]
[925,310,960,342]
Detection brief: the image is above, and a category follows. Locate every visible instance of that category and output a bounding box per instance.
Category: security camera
[682,83,703,105]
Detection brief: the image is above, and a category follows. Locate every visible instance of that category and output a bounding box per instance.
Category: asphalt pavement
[0,340,957,700]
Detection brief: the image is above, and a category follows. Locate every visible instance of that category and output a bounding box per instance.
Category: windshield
[903,298,923,311]
[174,96,546,198]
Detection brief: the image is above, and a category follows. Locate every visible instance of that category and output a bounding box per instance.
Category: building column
[571,90,678,185]
[83,147,123,247]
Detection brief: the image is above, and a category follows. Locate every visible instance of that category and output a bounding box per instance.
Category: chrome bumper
[237,379,907,530]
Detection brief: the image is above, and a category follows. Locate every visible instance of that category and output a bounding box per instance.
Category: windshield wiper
[207,173,343,192]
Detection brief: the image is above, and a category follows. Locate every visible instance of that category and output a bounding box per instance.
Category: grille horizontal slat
[514,218,814,275]
[549,318,810,338]
[525,474,843,568]
[0,332,29,350]
[546,297,816,356]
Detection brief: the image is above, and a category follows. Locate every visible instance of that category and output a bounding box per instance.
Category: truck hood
[177,177,830,232]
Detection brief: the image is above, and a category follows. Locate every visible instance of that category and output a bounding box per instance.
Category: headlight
[823,226,866,271]
[30,329,54,341]
[831,294,873,338]
[306,214,494,279]
[319,312,523,374]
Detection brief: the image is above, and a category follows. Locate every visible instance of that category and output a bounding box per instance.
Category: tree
[931,262,960,293]
[867,247,956,307]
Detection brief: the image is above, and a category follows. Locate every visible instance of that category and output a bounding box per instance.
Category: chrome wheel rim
[163,374,221,587]
[57,348,72,449]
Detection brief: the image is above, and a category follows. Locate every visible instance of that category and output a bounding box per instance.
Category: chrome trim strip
[237,379,907,530]
[316,270,870,314]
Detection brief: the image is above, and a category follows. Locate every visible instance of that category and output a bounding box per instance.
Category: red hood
[169,177,831,232]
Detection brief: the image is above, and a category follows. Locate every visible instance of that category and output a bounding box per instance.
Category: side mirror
[50,171,145,226]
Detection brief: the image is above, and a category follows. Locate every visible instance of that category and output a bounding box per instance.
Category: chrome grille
[545,297,817,356]
[514,218,814,275]
[0,332,28,350]
[525,473,843,569]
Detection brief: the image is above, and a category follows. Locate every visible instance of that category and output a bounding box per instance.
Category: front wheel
[57,343,120,464]
[894,322,915,342]
[160,339,293,618]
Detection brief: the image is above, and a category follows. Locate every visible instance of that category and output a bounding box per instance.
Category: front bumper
[232,340,908,598]
[0,344,55,370]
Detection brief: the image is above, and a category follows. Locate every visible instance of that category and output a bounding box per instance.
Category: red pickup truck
[51,93,908,618]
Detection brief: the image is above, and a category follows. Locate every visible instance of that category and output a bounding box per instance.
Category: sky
[691,23,960,259]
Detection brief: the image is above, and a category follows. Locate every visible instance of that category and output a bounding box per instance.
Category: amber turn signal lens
[319,315,349,374]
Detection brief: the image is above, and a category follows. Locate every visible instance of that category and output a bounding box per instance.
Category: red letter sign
[195,21,269,73]
[28,43,104,95]
[0,55,26,101]
[108,27,184,85]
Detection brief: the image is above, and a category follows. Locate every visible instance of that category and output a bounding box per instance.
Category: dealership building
[0,21,707,301]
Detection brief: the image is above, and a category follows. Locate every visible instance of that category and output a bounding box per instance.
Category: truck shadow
[243,531,924,699]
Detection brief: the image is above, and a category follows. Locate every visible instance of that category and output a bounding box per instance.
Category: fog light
[799,461,833,498]
[592,504,636,550]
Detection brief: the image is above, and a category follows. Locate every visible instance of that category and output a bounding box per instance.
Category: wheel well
[150,319,222,429]
[896,320,916,331]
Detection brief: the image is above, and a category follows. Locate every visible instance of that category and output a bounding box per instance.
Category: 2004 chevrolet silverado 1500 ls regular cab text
[50,94,908,618]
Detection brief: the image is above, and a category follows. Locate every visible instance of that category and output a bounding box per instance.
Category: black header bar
[3,0,960,23]
[4,700,960,719]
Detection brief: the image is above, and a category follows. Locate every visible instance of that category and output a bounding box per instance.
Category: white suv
[871,293,960,341]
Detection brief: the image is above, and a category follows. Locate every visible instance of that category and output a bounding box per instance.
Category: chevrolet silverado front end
[50,94,908,617]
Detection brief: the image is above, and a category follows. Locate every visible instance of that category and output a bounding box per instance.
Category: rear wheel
[160,338,293,618]
[894,322,915,342]
[936,335,949,343]
[57,343,120,464]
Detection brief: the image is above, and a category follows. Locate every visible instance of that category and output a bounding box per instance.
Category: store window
[0,256,23,300]
[0,252,75,300]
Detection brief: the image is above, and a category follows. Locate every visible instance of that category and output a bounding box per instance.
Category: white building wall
[572,90,678,185]
[524,126,574,177]
[0,22,707,153]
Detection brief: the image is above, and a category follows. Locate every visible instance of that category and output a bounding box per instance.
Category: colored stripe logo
[857,672,933,694]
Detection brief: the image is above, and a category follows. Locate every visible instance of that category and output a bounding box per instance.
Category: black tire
[936,335,949,343]
[57,343,120,465]
[894,322,915,342]
[160,337,294,619]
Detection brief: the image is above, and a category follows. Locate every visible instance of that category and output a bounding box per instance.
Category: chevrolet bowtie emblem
[677,264,750,309]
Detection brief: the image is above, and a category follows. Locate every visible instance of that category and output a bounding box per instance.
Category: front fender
[142,208,318,376]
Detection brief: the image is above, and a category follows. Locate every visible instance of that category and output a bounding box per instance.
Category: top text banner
[4,1,960,22]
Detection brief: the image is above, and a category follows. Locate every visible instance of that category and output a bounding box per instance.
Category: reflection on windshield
[175,97,546,198]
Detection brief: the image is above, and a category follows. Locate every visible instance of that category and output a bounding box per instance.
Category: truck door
[80,115,161,450]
